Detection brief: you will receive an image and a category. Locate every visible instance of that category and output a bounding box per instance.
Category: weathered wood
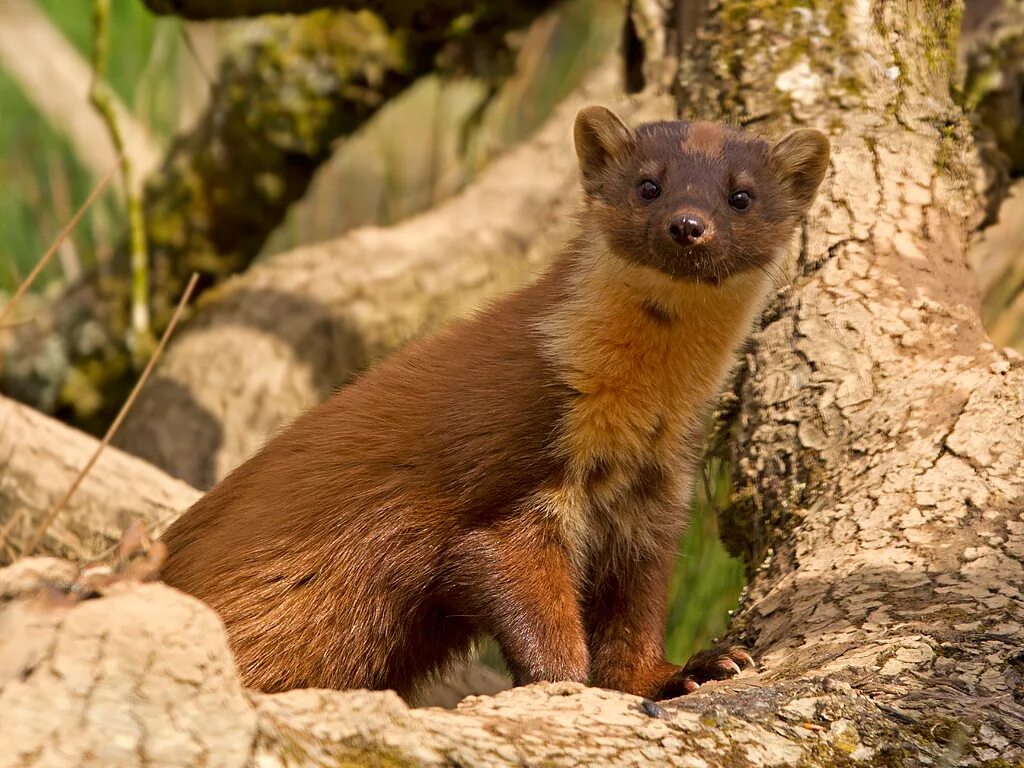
[0,395,198,564]
[680,0,1024,761]
[0,566,975,768]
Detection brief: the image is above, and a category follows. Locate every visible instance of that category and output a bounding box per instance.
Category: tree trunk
[111,62,651,488]
[675,0,1024,758]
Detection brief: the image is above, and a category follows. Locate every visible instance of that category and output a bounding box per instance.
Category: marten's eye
[638,180,660,201]
[728,190,752,211]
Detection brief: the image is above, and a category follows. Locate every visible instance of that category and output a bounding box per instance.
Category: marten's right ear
[769,128,830,213]
[574,106,632,187]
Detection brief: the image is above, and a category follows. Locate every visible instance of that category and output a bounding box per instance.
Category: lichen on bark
[674,0,1024,760]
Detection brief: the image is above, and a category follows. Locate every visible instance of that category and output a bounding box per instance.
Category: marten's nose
[668,215,706,245]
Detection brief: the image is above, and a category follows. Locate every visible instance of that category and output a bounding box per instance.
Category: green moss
[716,0,859,115]
[917,715,968,746]
[873,744,916,767]
[934,121,957,173]
[720,0,813,65]
[919,0,963,77]
[805,741,860,767]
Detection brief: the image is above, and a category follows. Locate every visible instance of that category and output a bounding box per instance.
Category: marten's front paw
[654,644,755,700]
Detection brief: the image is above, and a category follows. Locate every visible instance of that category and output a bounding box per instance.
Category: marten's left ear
[769,128,830,212]
[574,106,632,187]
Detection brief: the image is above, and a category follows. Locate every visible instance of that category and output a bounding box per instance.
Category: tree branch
[0,394,198,564]
[0,570,949,768]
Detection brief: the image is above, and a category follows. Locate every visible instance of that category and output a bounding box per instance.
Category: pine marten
[161,106,829,701]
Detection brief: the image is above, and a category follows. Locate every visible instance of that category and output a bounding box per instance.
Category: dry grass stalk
[16,273,200,558]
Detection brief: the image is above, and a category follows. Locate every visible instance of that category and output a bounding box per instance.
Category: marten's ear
[574,106,632,186]
[769,128,830,212]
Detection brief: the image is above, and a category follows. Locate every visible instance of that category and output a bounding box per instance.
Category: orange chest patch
[534,250,770,557]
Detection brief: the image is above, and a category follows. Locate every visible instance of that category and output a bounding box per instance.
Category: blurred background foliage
[0,0,192,295]
[0,0,744,667]
[0,0,622,290]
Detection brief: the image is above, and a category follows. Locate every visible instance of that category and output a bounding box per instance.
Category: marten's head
[573,106,829,284]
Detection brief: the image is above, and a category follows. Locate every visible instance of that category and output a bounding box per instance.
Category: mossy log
[143,0,538,23]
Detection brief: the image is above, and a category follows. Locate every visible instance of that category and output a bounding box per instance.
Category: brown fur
[161,107,829,701]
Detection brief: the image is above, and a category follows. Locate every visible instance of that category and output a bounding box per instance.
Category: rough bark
[0,395,198,564]
[1,569,257,768]
[0,565,983,768]
[675,0,1024,761]
[0,1,549,432]
[112,62,653,488]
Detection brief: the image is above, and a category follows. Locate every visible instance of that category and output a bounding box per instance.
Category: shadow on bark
[115,288,370,488]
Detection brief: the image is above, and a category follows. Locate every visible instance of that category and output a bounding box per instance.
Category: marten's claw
[654,644,755,700]
[682,643,756,683]
[729,648,756,669]
[718,658,742,676]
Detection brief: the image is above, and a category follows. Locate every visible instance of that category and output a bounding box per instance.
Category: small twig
[0,162,120,329]
[19,273,200,559]
[0,509,25,559]
[178,23,214,88]
[85,506,182,565]
[0,316,38,330]
[89,0,152,357]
